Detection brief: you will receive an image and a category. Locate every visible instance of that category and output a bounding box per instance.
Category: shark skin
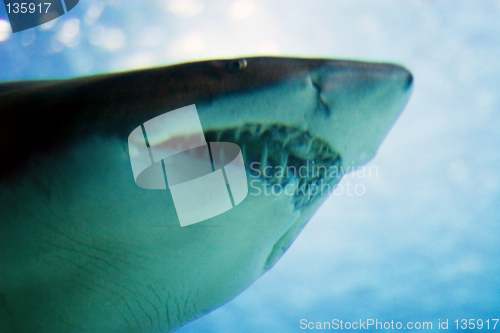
[0,57,413,333]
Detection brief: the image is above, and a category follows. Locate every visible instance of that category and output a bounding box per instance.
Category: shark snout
[314,61,413,94]
[309,61,413,169]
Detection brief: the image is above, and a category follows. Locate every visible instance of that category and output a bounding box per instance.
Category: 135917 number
[5,2,51,14]
[455,319,499,330]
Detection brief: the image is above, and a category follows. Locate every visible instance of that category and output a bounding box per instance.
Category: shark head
[0,57,412,333]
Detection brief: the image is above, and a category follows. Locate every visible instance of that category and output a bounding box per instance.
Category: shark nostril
[311,79,330,116]
[405,73,414,90]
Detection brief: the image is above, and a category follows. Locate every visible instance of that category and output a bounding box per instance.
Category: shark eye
[226,58,247,71]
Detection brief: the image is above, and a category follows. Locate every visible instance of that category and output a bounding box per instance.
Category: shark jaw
[195,60,413,272]
[0,57,412,333]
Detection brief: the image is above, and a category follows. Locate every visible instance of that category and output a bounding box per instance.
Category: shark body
[0,57,412,333]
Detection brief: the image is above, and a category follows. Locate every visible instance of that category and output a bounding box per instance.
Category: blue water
[1,1,499,332]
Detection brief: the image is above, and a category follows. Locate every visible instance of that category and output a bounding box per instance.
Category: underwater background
[1,0,499,332]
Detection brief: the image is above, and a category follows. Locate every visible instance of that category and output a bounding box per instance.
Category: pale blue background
[1,1,499,332]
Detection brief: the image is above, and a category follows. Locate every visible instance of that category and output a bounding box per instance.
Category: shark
[0,57,412,333]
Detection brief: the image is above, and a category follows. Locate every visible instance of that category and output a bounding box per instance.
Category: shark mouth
[204,124,342,210]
